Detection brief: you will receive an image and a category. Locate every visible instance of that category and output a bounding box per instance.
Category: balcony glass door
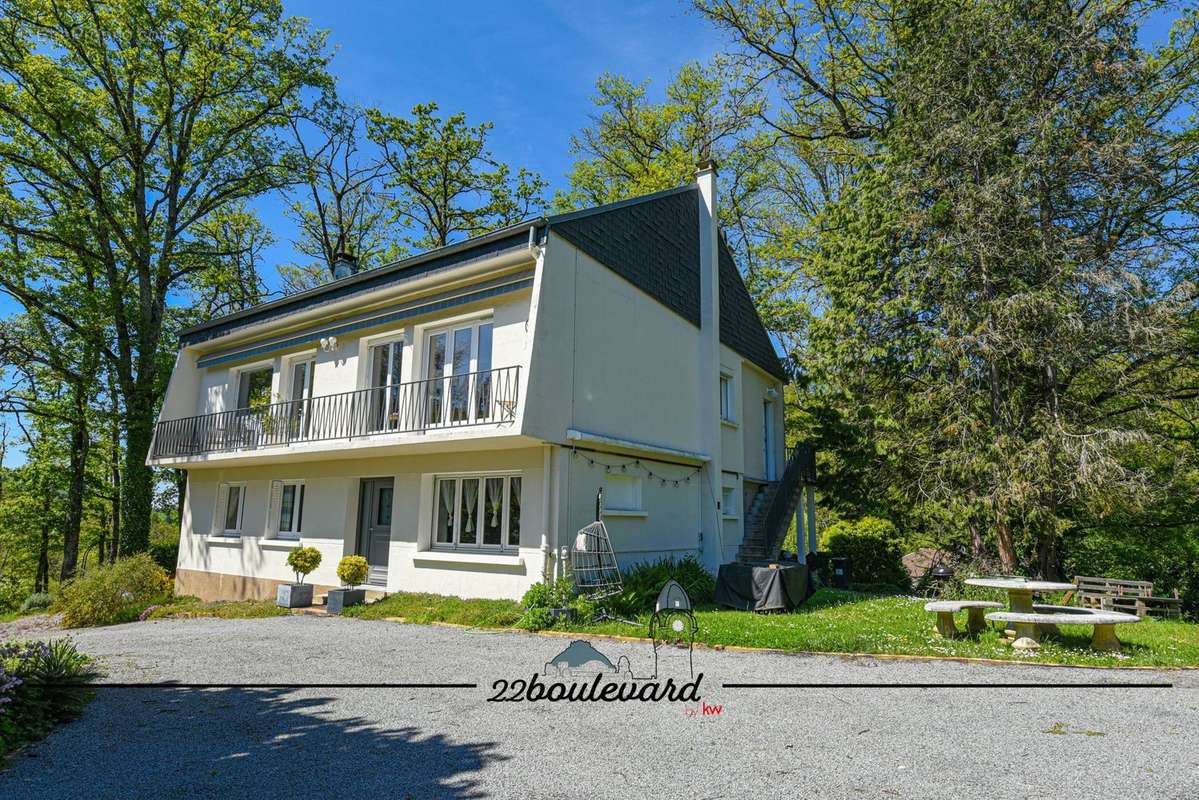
[287,358,315,440]
[425,321,493,427]
[369,340,404,432]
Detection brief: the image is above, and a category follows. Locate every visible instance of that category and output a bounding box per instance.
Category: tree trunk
[120,400,154,555]
[1035,529,1058,579]
[109,394,122,562]
[994,513,1016,574]
[969,521,983,559]
[60,391,90,581]
[174,469,187,526]
[35,493,51,593]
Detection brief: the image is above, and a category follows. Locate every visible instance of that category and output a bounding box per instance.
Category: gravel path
[2,616,1196,799]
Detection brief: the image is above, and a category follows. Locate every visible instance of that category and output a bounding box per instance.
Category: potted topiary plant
[277,546,322,608]
[326,555,369,614]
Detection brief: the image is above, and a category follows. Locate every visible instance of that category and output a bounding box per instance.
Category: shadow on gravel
[1,687,507,799]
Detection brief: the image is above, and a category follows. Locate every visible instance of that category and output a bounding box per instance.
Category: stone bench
[986,608,1139,651]
[924,600,1004,637]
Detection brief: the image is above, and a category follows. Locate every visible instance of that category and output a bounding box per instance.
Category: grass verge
[145,597,289,621]
[348,588,1199,668]
[342,592,524,628]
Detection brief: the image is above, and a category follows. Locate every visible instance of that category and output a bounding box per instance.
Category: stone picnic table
[963,577,1076,615]
[964,577,1139,651]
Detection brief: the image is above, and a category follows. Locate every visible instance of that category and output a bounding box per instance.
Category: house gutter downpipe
[696,161,724,570]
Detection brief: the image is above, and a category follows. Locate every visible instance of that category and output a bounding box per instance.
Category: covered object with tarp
[714,562,811,612]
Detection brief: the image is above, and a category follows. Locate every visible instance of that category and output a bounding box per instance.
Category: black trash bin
[829,556,852,589]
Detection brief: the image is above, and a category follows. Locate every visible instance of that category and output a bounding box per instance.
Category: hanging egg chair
[571,489,624,601]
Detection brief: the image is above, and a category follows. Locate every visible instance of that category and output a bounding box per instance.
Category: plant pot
[276,583,313,608]
[326,588,366,614]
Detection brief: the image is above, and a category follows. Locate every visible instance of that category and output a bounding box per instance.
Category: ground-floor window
[269,479,305,539]
[216,482,246,535]
[433,473,521,549]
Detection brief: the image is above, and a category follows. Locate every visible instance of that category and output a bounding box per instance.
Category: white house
[151,165,812,602]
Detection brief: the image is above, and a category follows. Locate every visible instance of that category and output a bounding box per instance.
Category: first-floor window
[219,483,245,535]
[272,480,305,539]
[433,474,521,549]
[719,373,734,422]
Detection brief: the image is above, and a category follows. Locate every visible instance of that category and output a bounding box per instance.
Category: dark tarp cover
[714,562,811,612]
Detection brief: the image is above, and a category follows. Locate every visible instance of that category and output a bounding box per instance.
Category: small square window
[604,474,642,512]
[721,485,738,518]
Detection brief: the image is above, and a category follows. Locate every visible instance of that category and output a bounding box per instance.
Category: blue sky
[253,0,722,285]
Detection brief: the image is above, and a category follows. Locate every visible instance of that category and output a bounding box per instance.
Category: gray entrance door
[358,478,393,586]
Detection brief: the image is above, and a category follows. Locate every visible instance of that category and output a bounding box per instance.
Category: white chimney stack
[696,160,723,570]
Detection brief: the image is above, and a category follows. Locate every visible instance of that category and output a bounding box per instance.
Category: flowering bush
[0,638,96,755]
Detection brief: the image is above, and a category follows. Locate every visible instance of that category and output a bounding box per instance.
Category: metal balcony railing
[151,365,521,459]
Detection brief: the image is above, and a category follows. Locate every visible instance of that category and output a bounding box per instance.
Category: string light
[569,447,701,486]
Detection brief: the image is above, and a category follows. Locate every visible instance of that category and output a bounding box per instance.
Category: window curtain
[461,479,478,533]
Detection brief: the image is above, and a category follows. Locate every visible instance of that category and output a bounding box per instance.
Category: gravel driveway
[2,616,1196,799]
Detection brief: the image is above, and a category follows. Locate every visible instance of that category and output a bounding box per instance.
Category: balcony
[151,365,520,460]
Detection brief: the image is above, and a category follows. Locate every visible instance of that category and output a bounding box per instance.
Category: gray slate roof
[548,186,786,380]
[179,186,786,380]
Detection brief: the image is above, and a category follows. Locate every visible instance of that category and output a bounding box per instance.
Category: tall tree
[281,101,398,293]
[705,0,1199,574]
[0,0,331,554]
[367,102,546,251]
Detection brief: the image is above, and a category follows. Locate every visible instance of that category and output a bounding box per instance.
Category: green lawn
[346,588,1199,668]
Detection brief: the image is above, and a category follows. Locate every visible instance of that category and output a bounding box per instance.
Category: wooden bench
[986,607,1139,651]
[1072,575,1181,619]
[924,600,1003,637]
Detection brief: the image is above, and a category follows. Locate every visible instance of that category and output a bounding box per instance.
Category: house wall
[559,450,703,571]
[522,234,702,453]
[177,446,548,601]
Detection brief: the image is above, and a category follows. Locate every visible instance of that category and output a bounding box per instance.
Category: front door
[357,478,393,586]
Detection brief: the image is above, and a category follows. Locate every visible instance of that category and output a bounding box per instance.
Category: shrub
[336,555,369,587]
[286,547,322,584]
[606,555,715,617]
[148,541,179,574]
[0,575,26,613]
[823,517,910,590]
[20,592,52,613]
[519,578,598,630]
[53,554,173,628]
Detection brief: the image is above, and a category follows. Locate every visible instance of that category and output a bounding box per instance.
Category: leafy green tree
[0,0,332,554]
[707,0,1199,576]
[281,100,401,293]
[366,102,546,250]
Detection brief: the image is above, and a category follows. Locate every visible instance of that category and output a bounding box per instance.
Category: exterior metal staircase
[736,443,816,562]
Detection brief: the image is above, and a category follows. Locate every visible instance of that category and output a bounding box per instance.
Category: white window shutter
[212,483,228,535]
[266,480,283,536]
